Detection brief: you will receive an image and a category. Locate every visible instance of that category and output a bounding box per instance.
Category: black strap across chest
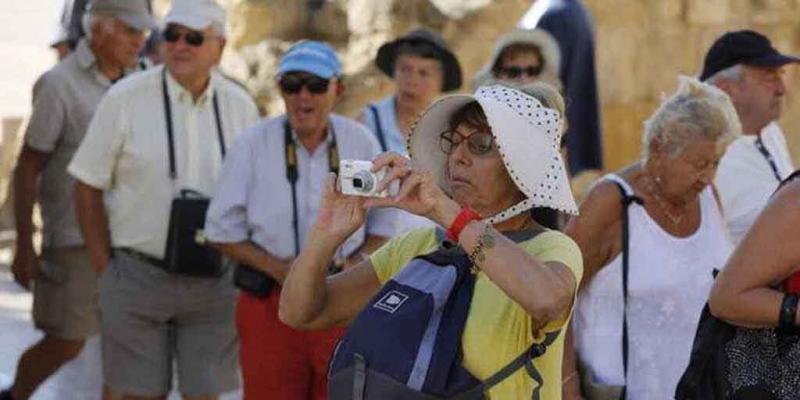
[161,69,226,180]
[283,119,339,256]
[755,133,782,182]
[612,180,644,400]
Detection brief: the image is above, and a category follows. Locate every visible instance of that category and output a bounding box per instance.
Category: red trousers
[237,290,345,400]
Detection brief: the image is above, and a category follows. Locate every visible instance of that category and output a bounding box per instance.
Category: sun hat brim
[409,85,578,221]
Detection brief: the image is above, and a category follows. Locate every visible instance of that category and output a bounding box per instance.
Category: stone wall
[586,0,800,169]
[155,0,800,170]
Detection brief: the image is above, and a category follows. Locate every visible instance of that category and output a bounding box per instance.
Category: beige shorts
[33,246,98,340]
[99,251,239,397]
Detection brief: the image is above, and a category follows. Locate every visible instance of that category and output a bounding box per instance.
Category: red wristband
[447,206,482,242]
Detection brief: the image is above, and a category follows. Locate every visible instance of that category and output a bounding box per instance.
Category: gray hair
[705,64,744,85]
[81,11,115,41]
[642,76,741,160]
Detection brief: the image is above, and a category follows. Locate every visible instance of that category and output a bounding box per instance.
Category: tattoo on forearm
[468,224,496,272]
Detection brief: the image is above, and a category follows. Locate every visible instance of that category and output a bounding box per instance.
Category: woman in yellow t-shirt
[280,85,583,399]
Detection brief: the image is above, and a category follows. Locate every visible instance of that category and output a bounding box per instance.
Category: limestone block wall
[586,0,800,169]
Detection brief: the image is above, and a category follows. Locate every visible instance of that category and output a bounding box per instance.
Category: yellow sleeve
[370,227,439,284]
[520,231,584,333]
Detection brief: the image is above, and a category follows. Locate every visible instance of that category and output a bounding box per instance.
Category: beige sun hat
[471,28,562,91]
[409,85,578,224]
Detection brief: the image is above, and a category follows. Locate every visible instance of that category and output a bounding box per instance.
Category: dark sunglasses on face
[439,129,495,156]
[497,64,543,79]
[163,26,208,47]
[278,74,331,95]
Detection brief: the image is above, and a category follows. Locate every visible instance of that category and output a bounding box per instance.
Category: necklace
[644,175,688,227]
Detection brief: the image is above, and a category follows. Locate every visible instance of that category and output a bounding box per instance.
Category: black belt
[115,247,167,269]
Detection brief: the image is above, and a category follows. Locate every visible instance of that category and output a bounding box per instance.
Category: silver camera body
[340,160,388,198]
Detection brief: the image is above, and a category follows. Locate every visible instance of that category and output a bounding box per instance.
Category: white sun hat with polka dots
[409,85,578,224]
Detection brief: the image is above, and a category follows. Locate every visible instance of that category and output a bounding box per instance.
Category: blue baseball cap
[277,40,342,79]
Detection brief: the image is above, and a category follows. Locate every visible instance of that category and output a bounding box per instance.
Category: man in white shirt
[205,40,395,400]
[68,0,259,398]
[703,30,799,244]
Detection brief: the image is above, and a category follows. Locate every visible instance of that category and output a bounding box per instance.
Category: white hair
[642,76,742,160]
[705,64,744,85]
[81,11,115,41]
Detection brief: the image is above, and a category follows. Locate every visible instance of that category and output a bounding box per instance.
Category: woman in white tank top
[562,77,742,400]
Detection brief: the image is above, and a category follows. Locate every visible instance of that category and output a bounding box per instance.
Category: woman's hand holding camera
[315,173,368,245]
[366,152,461,228]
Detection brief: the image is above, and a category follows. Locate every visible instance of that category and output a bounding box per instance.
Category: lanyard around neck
[161,69,226,180]
[754,133,782,182]
[283,118,339,255]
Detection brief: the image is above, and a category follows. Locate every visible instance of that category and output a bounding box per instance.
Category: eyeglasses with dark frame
[278,74,331,95]
[496,64,543,79]
[162,26,214,47]
[439,129,496,156]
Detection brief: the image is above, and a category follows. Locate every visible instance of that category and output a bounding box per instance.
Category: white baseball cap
[164,0,226,36]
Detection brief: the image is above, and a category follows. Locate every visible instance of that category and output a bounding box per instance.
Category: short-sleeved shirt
[361,96,436,235]
[370,227,583,400]
[68,65,259,259]
[24,39,138,248]
[205,114,397,260]
[715,122,795,244]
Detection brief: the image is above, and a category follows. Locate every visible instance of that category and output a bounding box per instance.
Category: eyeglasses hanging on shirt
[754,133,783,182]
[160,68,227,277]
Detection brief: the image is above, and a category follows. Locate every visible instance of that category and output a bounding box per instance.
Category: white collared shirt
[68,65,260,258]
[715,122,795,244]
[205,115,398,260]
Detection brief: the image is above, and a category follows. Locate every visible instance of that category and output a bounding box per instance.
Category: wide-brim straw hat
[409,85,578,224]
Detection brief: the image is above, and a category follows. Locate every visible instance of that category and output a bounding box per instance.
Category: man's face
[495,50,543,84]
[728,66,787,131]
[94,18,147,69]
[163,23,224,83]
[279,71,340,136]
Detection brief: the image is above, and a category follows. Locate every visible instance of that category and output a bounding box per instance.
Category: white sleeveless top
[573,174,733,400]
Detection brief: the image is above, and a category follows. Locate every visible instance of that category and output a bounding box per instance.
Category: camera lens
[353,171,374,193]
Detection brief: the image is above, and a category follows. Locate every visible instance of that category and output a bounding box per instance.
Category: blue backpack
[328,230,560,399]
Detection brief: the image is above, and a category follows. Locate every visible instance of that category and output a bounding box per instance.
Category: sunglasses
[439,129,495,156]
[278,75,331,95]
[163,27,209,47]
[497,65,543,79]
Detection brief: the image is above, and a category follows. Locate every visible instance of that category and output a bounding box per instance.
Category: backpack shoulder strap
[368,103,388,152]
[450,331,561,400]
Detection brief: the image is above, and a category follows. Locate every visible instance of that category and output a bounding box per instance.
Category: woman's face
[393,54,445,110]
[445,123,524,216]
[650,137,725,203]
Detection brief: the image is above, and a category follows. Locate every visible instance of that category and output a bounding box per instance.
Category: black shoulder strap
[777,170,800,192]
[611,180,643,400]
[283,119,340,256]
[755,134,782,182]
[450,331,561,400]
[368,104,388,152]
[161,69,226,181]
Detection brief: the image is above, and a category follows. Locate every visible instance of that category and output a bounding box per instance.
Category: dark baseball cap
[87,0,157,32]
[700,30,799,81]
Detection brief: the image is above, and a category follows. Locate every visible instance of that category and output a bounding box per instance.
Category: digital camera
[340,160,388,198]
